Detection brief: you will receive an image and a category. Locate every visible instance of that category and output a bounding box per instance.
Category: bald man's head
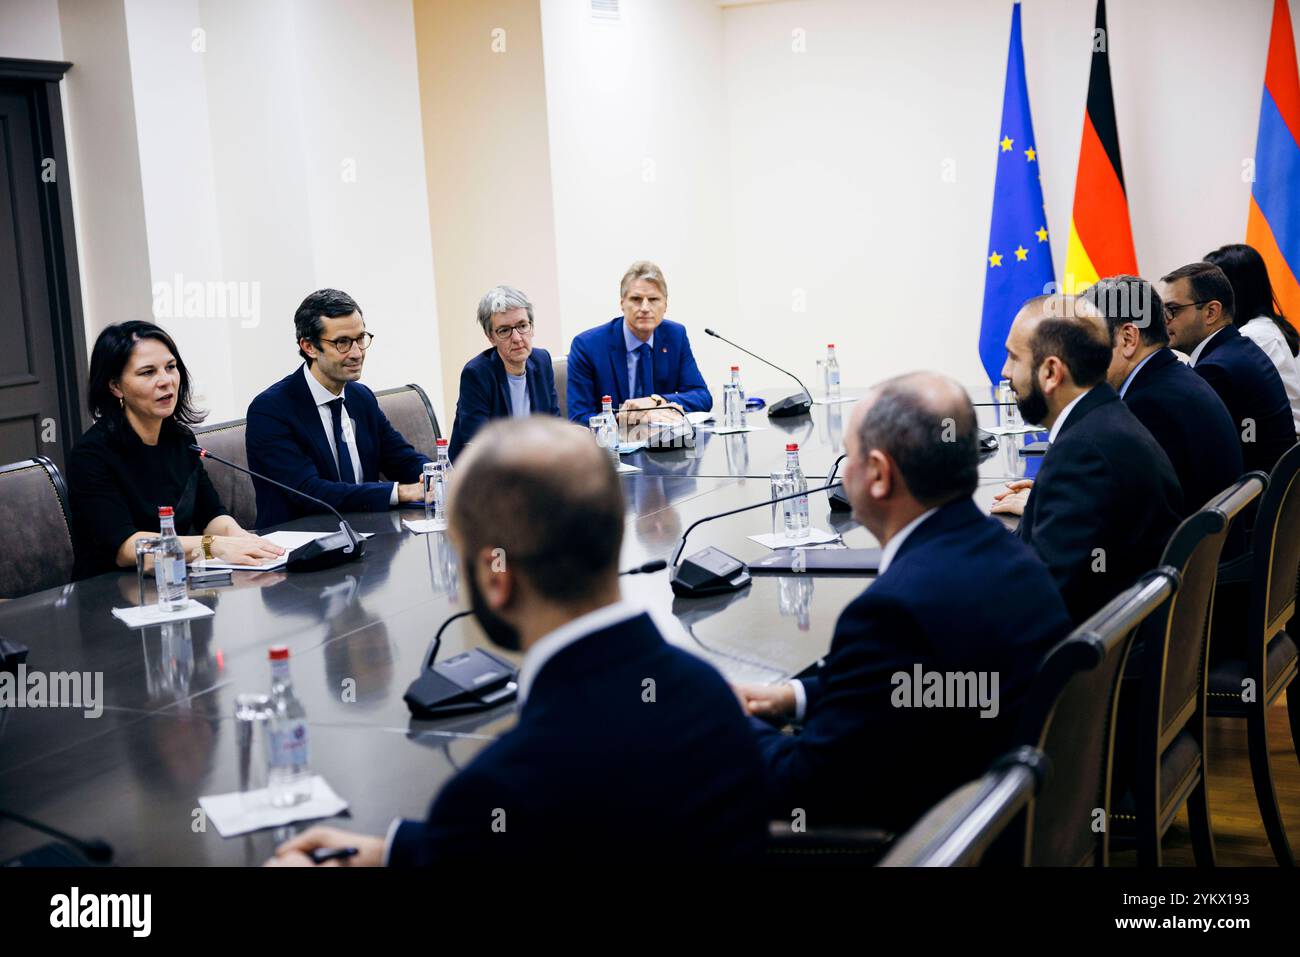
[851,372,979,506]
[450,417,624,601]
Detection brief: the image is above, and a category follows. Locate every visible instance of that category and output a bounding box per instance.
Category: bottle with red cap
[267,645,312,807]
[783,443,810,538]
[598,394,620,465]
[153,505,189,612]
[729,364,745,405]
[824,344,841,399]
[432,437,452,521]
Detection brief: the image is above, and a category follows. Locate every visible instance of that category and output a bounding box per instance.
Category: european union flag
[978,2,1055,384]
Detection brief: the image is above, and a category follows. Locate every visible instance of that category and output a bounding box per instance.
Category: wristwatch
[201,535,215,561]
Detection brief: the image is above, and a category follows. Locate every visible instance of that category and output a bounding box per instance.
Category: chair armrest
[765,820,895,863]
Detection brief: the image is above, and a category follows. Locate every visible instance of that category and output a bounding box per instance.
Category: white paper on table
[685,411,714,425]
[980,423,1045,437]
[190,530,371,572]
[707,424,767,435]
[111,599,215,628]
[617,463,641,474]
[198,776,348,837]
[403,517,447,534]
[747,527,841,550]
[812,396,857,405]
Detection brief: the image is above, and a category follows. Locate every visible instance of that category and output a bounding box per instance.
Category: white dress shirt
[1241,315,1300,432]
[302,365,397,505]
[1048,388,1091,444]
[1188,326,1225,367]
[787,506,940,721]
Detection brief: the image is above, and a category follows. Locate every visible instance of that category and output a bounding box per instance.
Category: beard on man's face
[1014,372,1049,426]
[464,561,522,652]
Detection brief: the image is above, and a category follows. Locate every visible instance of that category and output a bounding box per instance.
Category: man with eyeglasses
[245,288,432,528]
[447,286,560,461]
[1160,262,1295,476]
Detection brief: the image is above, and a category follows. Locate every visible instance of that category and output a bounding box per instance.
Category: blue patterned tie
[329,398,356,483]
[635,342,654,399]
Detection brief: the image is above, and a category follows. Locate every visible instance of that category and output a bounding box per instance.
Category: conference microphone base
[670,546,752,598]
[767,393,813,418]
[828,486,852,511]
[285,528,366,573]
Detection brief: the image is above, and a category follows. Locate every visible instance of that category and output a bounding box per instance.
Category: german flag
[1063,0,1138,291]
[1246,0,1300,329]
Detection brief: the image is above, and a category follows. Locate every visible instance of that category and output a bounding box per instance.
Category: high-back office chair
[878,747,1049,867]
[1111,474,1266,866]
[552,355,568,420]
[374,383,441,467]
[1016,571,1177,866]
[192,418,257,530]
[1208,441,1300,866]
[0,457,75,599]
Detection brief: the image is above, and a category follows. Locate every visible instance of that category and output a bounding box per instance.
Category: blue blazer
[245,366,431,529]
[447,347,559,462]
[1123,348,1243,514]
[566,317,712,424]
[1018,384,1183,623]
[388,611,770,865]
[1192,323,1296,476]
[752,498,1072,831]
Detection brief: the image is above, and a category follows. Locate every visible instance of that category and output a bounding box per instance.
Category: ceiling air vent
[590,0,620,23]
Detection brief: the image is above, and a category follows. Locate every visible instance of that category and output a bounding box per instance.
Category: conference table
[0,386,1035,865]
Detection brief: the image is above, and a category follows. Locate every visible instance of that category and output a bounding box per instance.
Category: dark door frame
[0,57,88,464]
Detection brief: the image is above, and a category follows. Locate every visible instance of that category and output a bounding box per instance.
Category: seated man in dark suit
[566,260,712,425]
[1161,261,1296,476]
[245,289,432,528]
[447,285,559,461]
[992,295,1183,622]
[268,416,769,866]
[1082,275,1243,513]
[734,373,1072,832]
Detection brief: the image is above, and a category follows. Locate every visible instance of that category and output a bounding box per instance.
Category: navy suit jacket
[1123,348,1243,513]
[447,347,559,461]
[1018,384,1183,623]
[1192,323,1296,475]
[752,499,1072,831]
[245,366,431,529]
[566,317,712,424]
[388,611,770,865]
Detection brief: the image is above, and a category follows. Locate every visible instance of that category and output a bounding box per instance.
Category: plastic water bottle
[267,645,312,807]
[825,344,841,399]
[433,438,452,519]
[600,394,620,465]
[154,506,188,612]
[783,443,810,539]
[730,365,745,405]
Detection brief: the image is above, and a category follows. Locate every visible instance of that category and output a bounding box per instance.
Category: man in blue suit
[447,285,559,461]
[245,289,431,529]
[566,260,712,425]
[735,373,1072,831]
[1082,275,1244,514]
[268,416,769,866]
[1161,261,1296,476]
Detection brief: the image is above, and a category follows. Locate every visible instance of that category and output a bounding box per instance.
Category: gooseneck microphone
[704,328,814,418]
[670,480,842,597]
[0,808,114,864]
[191,444,365,572]
[621,559,668,575]
[826,453,852,511]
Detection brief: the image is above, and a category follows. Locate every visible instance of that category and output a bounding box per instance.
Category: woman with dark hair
[1204,243,1300,432]
[68,320,283,579]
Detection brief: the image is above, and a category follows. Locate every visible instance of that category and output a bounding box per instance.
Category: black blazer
[447,347,559,461]
[245,366,430,529]
[387,611,770,865]
[1123,348,1243,513]
[752,498,1073,831]
[1193,324,1296,475]
[1018,384,1183,623]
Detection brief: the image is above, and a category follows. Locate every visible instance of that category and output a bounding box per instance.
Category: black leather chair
[1015,570,1177,866]
[0,457,74,599]
[191,418,257,531]
[1111,474,1266,866]
[1208,441,1300,866]
[879,747,1049,867]
[374,383,441,467]
[553,355,568,420]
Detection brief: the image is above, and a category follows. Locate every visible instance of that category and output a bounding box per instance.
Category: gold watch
[201,535,215,561]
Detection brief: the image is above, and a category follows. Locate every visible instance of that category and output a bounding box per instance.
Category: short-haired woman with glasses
[68,320,284,579]
[447,285,560,461]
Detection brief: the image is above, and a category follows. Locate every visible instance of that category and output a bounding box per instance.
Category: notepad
[199,776,348,837]
[111,599,215,628]
[190,530,372,572]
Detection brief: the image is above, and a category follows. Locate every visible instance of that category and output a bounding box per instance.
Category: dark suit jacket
[752,499,1072,831]
[1018,384,1183,623]
[447,347,559,461]
[1192,323,1296,475]
[245,366,430,529]
[388,611,770,865]
[1123,348,1243,513]
[566,317,712,424]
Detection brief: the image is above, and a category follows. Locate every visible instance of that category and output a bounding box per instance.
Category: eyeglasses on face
[317,332,375,354]
[1163,300,1211,320]
[492,319,534,341]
